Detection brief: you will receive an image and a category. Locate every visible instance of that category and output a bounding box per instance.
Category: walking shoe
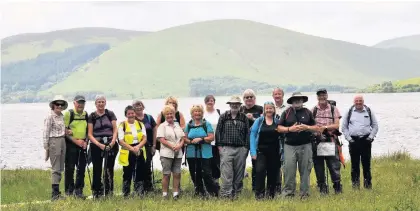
[74,189,87,200]
[333,182,343,194]
[364,179,372,189]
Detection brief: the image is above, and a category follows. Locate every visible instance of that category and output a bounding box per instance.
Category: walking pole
[195,144,198,192]
[84,149,92,192]
[103,137,109,197]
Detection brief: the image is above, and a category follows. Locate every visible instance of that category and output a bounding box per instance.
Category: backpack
[90,109,113,128]
[68,109,88,126]
[186,119,208,134]
[347,105,373,126]
[216,109,221,115]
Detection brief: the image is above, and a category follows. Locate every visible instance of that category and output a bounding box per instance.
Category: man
[277,92,320,199]
[341,95,379,189]
[64,95,88,199]
[272,87,286,193]
[240,89,263,192]
[216,96,250,199]
[312,89,342,194]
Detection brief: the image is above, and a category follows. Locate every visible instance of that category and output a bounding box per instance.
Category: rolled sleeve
[341,111,352,141]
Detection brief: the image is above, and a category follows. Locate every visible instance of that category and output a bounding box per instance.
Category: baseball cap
[74,95,86,102]
[316,88,328,95]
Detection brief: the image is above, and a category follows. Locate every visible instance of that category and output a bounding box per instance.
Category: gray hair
[132,99,145,108]
[95,95,106,102]
[243,89,256,98]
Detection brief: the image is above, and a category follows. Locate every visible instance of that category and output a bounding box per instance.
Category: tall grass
[1,152,420,211]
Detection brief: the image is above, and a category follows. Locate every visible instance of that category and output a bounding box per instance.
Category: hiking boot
[122,181,131,198]
[74,188,87,200]
[333,182,343,194]
[134,181,145,197]
[364,179,372,189]
[319,183,329,195]
[352,181,360,190]
[51,184,65,201]
[300,193,310,200]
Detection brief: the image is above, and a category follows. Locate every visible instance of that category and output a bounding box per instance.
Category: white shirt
[204,109,221,146]
[157,121,185,158]
[118,122,147,144]
[275,104,286,119]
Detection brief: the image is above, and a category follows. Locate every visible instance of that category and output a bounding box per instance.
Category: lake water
[1,93,419,170]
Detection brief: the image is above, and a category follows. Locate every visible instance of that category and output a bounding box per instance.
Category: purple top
[88,109,117,137]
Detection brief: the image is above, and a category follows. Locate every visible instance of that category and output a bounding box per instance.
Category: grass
[1,151,420,211]
[394,77,420,87]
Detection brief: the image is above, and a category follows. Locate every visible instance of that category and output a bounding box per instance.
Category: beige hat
[287,92,308,104]
[226,95,242,104]
[49,95,68,110]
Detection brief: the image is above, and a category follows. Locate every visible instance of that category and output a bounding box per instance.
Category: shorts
[160,157,182,174]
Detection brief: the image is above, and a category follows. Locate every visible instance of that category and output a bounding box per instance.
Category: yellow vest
[118,120,147,166]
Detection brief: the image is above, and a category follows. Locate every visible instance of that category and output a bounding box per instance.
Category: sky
[1,1,420,46]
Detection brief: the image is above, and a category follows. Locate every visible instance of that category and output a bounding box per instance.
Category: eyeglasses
[54,103,64,107]
[244,96,254,99]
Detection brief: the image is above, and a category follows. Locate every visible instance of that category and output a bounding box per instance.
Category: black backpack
[313,101,336,124]
[347,105,373,126]
[68,109,88,127]
[90,109,113,128]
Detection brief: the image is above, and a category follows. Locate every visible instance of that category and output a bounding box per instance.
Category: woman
[250,101,280,199]
[185,104,219,197]
[87,95,119,199]
[156,96,186,130]
[240,89,263,191]
[132,99,157,192]
[43,95,68,201]
[156,105,185,200]
[118,105,148,198]
[203,95,221,183]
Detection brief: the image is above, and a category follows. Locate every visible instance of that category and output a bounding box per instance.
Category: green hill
[41,19,420,99]
[360,77,420,93]
[374,35,420,51]
[1,27,147,64]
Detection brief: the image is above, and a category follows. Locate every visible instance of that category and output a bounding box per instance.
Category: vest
[118,120,147,166]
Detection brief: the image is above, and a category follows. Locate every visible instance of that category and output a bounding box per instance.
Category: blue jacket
[250,116,280,157]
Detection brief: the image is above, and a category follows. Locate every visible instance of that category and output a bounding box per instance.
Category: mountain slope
[374,35,420,51]
[41,19,420,99]
[1,27,147,64]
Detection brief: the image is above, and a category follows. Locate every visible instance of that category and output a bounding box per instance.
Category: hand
[218,146,222,152]
[191,138,202,144]
[109,142,115,148]
[246,113,254,120]
[348,139,355,143]
[173,143,182,152]
[66,129,73,135]
[45,149,49,162]
[98,144,106,151]
[297,124,309,131]
[82,142,87,150]
[288,123,300,132]
[152,146,156,156]
[252,155,257,160]
[131,146,139,154]
[75,139,85,148]
[366,137,374,143]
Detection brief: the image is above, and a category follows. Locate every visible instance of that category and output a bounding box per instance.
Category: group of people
[43,88,379,201]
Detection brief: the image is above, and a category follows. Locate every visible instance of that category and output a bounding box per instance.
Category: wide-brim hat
[49,95,68,110]
[287,92,308,104]
[226,95,242,104]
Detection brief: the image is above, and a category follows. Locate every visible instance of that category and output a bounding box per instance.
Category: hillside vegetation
[2,20,420,103]
[360,77,420,93]
[1,27,147,64]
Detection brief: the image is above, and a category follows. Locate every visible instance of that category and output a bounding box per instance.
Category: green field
[1,152,419,211]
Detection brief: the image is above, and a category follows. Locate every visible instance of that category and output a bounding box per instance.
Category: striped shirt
[43,111,65,149]
[215,111,250,147]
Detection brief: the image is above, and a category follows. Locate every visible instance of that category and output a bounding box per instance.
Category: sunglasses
[244,96,254,100]
[54,102,64,107]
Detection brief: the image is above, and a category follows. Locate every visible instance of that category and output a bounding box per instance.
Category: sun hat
[286,92,309,104]
[49,95,68,110]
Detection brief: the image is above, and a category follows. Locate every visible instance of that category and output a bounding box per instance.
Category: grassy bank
[1,152,420,211]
